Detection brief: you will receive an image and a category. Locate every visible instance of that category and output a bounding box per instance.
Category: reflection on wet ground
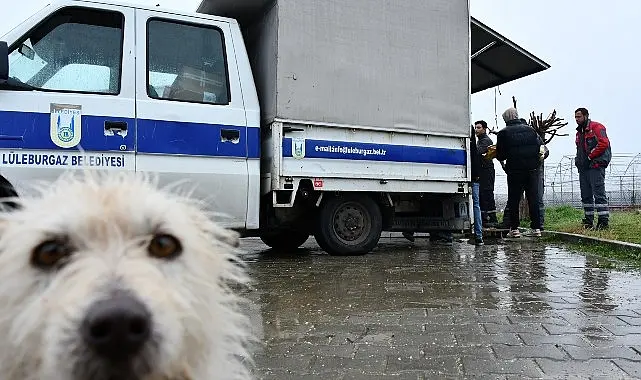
[239,236,641,379]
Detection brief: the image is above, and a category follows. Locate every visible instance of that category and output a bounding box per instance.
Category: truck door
[134,10,250,230]
[0,3,136,194]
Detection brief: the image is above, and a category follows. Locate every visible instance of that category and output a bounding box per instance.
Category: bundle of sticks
[528,109,569,143]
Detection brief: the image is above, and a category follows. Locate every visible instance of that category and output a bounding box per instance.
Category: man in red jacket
[574,107,612,230]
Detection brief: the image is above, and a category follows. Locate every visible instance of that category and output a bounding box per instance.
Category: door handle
[104,120,128,132]
[104,120,128,137]
[220,128,240,143]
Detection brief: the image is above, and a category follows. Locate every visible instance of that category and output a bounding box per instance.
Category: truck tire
[260,230,309,251]
[314,194,382,256]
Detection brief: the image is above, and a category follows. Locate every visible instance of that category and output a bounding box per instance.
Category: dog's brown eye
[148,234,182,259]
[31,239,73,269]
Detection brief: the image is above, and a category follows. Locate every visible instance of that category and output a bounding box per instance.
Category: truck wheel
[314,194,382,256]
[260,230,309,251]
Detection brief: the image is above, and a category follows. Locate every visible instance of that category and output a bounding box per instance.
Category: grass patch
[502,205,641,244]
[542,205,641,245]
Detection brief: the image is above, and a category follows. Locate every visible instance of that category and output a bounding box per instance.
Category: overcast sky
[3,0,639,167]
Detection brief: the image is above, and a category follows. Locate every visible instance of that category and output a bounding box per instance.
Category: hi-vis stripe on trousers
[579,167,609,224]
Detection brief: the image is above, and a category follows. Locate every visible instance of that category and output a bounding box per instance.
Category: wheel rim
[331,201,371,245]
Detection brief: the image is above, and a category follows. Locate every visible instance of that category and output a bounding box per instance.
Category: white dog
[0,171,254,380]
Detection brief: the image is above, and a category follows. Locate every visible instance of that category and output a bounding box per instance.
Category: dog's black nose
[82,294,152,361]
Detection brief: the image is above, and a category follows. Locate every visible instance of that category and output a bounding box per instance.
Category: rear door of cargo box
[134,9,250,229]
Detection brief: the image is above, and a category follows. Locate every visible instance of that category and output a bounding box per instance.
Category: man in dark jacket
[495,107,544,238]
[474,120,498,227]
[574,107,611,230]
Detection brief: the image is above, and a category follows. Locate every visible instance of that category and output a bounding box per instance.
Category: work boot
[582,218,593,230]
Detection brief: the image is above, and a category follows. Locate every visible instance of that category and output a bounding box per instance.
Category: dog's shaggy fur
[0,171,253,380]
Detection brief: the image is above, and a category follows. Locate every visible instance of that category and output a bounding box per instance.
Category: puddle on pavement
[237,237,641,377]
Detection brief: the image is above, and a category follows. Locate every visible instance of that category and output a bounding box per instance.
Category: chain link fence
[493,153,641,210]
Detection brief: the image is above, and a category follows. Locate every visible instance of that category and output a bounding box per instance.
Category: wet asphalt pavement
[239,235,641,379]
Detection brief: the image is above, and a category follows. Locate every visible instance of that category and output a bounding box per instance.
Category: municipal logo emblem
[292,137,305,159]
[50,103,82,148]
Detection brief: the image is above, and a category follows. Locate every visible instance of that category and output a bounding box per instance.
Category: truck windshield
[7,7,124,95]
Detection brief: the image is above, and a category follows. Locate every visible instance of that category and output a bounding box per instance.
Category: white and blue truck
[0,0,549,255]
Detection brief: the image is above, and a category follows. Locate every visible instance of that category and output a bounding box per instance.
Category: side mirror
[0,41,8,81]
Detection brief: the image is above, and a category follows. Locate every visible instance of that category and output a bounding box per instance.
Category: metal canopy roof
[196,1,551,94]
[471,17,550,94]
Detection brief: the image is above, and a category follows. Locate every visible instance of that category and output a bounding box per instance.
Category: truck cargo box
[200,0,470,137]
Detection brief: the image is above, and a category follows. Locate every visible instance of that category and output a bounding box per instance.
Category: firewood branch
[528,109,569,144]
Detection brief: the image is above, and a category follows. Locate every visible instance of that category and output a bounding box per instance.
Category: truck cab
[0,0,261,230]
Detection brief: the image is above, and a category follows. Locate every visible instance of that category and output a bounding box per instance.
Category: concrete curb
[543,230,641,253]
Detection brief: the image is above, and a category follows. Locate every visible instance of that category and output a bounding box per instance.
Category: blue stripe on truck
[0,111,136,152]
[0,111,466,165]
[136,118,260,158]
[282,137,466,165]
[0,111,261,158]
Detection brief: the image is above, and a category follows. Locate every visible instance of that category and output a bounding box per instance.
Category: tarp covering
[197,1,549,133]
[198,0,550,95]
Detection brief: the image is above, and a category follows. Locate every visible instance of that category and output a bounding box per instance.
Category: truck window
[7,7,124,95]
[147,19,230,105]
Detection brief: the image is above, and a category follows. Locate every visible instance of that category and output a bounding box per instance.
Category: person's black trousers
[502,166,545,229]
[506,169,542,230]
